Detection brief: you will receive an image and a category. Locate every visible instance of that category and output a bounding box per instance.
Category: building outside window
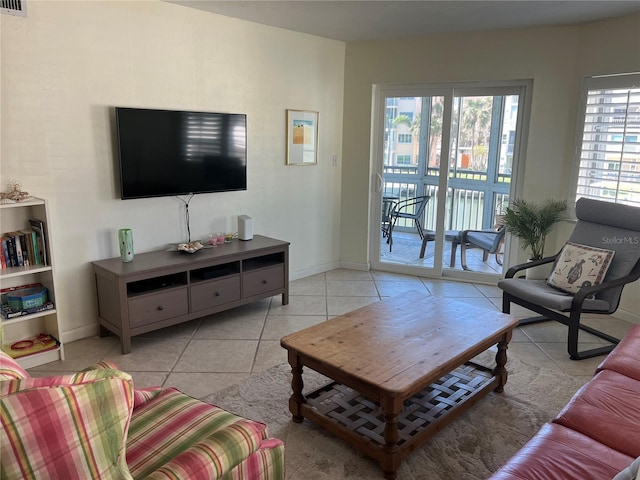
[396,154,412,165]
[574,73,640,207]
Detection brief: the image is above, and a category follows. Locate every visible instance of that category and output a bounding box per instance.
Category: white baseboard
[61,324,100,344]
[290,261,341,281]
[289,260,370,281]
[339,260,370,271]
[614,307,640,325]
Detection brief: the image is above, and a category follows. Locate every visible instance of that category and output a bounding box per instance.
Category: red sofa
[489,324,640,480]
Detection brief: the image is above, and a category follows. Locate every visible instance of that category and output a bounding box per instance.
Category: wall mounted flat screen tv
[115,107,247,199]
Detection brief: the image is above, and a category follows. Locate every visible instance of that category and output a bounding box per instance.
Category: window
[574,73,640,207]
[397,133,413,143]
[396,154,412,165]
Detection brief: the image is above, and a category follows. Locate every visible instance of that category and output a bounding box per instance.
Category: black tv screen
[115,107,247,199]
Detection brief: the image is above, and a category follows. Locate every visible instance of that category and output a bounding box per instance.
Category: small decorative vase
[118,228,134,262]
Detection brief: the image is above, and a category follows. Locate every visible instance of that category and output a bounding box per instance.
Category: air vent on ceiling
[1,0,27,17]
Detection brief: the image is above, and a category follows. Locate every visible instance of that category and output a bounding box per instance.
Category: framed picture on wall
[286,109,318,165]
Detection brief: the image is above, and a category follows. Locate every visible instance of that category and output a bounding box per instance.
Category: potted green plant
[502,198,567,277]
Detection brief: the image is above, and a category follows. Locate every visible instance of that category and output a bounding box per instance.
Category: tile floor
[381,231,503,273]
[29,269,636,400]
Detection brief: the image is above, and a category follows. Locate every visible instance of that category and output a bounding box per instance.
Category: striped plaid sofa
[0,352,284,479]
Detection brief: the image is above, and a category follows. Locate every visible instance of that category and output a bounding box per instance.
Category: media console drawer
[243,265,285,297]
[92,235,289,354]
[191,276,241,311]
[128,287,189,329]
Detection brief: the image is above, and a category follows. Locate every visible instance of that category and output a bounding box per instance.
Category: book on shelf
[21,229,40,266]
[1,237,9,267]
[1,282,43,303]
[6,232,23,266]
[0,240,6,269]
[0,282,53,320]
[17,230,33,266]
[4,235,17,267]
[18,232,29,266]
[1,301,54,319]
[0,225,45,270]
[28,219,48,265]
[0,238,5,267]
[2,333,59,359]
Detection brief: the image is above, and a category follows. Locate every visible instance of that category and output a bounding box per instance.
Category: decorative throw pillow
[547,241,615,294]
[1,368,135,479]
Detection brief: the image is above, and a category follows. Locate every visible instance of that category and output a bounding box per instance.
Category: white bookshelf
[0,197,64,367]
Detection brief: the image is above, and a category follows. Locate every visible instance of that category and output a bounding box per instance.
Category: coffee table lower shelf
[298,361,499,477]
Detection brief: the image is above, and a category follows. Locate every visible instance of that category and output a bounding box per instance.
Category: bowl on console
[176,242,204,254]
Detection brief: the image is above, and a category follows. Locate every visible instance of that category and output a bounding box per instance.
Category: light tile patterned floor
[29,269,636,400]
[381,231,504,273]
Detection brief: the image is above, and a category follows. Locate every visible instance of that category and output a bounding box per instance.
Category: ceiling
[166,1,640,43]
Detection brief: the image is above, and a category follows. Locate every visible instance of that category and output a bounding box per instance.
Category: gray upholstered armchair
[498,198,640,360]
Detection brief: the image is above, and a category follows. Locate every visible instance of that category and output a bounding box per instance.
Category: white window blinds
[575,73,640,207]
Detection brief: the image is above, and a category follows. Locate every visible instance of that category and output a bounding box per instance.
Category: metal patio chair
[386,195,431,252]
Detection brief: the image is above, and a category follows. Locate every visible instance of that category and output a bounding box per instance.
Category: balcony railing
[382,165,509,232]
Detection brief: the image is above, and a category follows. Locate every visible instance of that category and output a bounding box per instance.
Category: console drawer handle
[157,305,164,311]
[262,280,268,284]
[215,291,221,297]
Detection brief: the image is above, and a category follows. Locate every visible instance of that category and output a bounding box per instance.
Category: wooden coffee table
[280,291,518,479]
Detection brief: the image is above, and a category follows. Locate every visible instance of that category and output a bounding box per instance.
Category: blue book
[9,233,24,266]
[4,236,16,267]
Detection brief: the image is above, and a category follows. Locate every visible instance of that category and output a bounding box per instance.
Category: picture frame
[286,109,318,165]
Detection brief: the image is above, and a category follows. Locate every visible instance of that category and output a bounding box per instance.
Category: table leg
[381,396,402,480]
[120,335,131,355]
[493,330,512,393]
[287,351,305,423]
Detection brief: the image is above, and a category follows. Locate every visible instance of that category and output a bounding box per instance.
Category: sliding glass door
[371,82,530,280]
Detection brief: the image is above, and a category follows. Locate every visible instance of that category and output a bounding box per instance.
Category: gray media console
[92,235,289,354]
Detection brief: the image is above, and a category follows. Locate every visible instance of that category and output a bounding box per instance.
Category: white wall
[1,0,345,341]
[340,16,640,320]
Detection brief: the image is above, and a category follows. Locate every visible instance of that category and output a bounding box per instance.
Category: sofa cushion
[597,324,640,382]
[0,351,29,380]
[497,278,611,312]
[0,368,134,479]
[489,423,633,480]
[143,433,285,480]
[553,369,640,458]
[126,387,267,479]
[216,438,286,480]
